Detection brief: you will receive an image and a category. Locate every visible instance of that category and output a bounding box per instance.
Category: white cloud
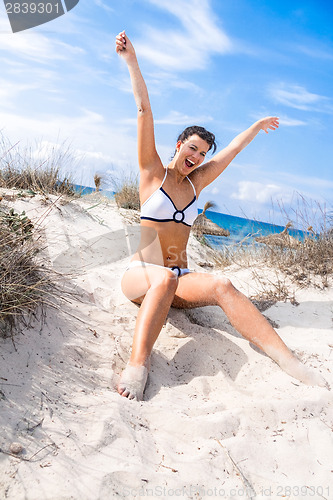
[250,112,308,127]
[147,71,203,95]
[122,110,213,127]
[269,83,330,112]
[227,174,332,219]
[0,78,36,107]
[231,181,285,204]
[296,45,333,61]
[0,72,61,107]
[0,18,85,63]
[135,0,232,71]
[155,110,213,125]
[278,171,333,191]
[93,0,114,13]
[278,115,307,127]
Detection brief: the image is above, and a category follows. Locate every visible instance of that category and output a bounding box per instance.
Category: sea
[75,184,310,250]
[196,208,310,250]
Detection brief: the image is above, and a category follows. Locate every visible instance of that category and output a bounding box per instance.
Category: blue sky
[0,0,332,226]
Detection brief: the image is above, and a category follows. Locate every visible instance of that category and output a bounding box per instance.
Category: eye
[190,146,196,151]
[201,152,206,157]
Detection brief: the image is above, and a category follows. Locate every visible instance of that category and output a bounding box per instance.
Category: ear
[176,140,182,152]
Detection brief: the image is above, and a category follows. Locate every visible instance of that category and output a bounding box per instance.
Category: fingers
[263,117,279,133]
[115,30,127,54]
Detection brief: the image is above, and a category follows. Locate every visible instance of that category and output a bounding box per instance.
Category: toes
[118,384,138,400]
[117,364,148,401]
[121,388,130,398]
[117,384,128,397]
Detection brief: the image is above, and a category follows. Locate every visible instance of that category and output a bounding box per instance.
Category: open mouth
[185,159,195,168]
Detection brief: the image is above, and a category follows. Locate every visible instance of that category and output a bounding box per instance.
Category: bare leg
[172,273,328,388]
[119,266,178,400]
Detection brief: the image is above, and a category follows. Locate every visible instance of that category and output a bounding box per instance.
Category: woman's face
[175,134,210,174]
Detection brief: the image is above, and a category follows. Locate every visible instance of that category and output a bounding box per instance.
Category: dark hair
[176,126,217,154]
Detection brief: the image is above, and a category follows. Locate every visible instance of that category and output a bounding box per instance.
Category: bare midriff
[130,220,191,268]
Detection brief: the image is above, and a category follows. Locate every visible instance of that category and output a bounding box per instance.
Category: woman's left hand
[260,116,279,133]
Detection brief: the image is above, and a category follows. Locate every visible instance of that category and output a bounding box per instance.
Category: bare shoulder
[139,160,166,202]
[139,156,165,181]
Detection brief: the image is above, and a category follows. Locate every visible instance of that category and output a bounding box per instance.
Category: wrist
[126,54,139,67]
[254,118,264,127]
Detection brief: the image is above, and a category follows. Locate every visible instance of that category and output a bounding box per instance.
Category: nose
[194,151,204,163]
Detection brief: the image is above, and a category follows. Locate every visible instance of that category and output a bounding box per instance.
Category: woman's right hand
[115,31,136,63]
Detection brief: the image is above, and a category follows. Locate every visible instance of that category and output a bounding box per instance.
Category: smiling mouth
[185,159,195,168]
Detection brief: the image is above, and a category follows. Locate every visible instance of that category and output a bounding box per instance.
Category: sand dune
[0,192,332,499]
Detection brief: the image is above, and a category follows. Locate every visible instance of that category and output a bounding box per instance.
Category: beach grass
[110,169,140,210]
[0,208,53,338]
[0,132,77,197]
[210,223,333,293]
[0,134,77,338]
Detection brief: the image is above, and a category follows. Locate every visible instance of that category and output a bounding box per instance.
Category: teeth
[187,159,195,166]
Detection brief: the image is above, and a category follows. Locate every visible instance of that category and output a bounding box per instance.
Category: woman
[115,31,327,400]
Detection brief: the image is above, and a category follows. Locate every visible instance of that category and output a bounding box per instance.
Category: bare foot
[277,355,330,389]
[118,363,149,400]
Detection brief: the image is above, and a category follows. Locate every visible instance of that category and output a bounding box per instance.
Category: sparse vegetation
[0,207,56,338]
[194,194,333,308]
[94,174,102,192]
[208,220,333,297]
[110,169,140,210]
[0,134,76,338]
[0,133,77,197]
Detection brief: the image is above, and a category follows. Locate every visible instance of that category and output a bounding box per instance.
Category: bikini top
[140,167,198,227]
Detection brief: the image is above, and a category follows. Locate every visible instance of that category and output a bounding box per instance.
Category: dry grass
[212,232,332,287]
[110,169,140,210]
[0,133,78,338]
[94,174,102,192]
[0,208,59,338]
[0,133,77,197]
[204,201,333,303]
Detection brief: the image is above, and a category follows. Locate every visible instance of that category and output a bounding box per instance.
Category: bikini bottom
[124,260,191,278]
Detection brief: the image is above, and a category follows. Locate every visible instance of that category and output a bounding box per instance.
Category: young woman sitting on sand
[116,31,327,400]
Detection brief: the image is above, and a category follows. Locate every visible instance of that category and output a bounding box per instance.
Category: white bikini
[125,167,197,277]
[140,166,198,227]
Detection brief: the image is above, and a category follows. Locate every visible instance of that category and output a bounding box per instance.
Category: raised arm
[192,117,279,193]
[115,31,160,171]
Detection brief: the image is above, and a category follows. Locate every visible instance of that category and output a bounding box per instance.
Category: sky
[0,0,332,226]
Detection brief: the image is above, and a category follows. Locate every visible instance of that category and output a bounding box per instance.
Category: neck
[167,159,188,184]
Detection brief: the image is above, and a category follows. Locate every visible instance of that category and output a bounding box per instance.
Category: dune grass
[110,169,140,210]
[0,134,78,338]
[0,133,77,197]
[0,207,56,338]
[208,211,333,301]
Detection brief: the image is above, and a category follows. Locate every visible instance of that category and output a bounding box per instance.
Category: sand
[0,191,332,500]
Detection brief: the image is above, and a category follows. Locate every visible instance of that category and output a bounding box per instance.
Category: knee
[215,277,235,301]
[154,270,178,295]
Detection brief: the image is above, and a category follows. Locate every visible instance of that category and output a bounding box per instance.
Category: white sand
[0,191,332,500]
